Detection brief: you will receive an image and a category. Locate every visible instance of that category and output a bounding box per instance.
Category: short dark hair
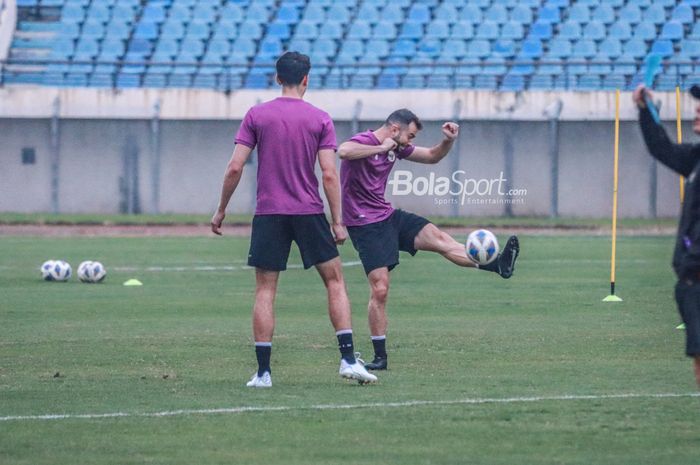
[385,108,423,130]
[276,51,311,86]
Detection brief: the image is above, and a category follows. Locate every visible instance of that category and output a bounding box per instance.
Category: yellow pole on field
[676,86,685,203]
[604,89,623,302]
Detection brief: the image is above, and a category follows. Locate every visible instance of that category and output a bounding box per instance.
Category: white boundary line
[1,392,698,422]
[111,261,363,272]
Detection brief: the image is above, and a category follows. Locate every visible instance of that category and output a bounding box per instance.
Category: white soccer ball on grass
[77,260,107,283]
[41,260,72,281]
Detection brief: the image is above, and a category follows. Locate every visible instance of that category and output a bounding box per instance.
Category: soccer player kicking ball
[338,109,520,371]
[211,52,376,387]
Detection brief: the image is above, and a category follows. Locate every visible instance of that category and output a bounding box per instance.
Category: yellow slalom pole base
[677,323,686,330]
[603,295,623,302]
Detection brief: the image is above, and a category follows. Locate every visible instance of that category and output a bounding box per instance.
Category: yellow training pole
[676,86,685,203]
[604,89,622,301]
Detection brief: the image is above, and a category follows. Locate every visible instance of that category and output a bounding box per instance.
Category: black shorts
[675,279,700,357]
[347,209,430,275]
[248,214,339,271]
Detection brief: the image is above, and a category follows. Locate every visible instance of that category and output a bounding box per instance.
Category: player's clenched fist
[442,122,459,140]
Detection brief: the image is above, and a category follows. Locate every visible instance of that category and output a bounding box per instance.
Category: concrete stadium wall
[0,116,686,218]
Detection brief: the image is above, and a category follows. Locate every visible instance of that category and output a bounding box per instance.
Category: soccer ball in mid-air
[465,229,499,265]
[41,260,72,281]
[77,261,107,283]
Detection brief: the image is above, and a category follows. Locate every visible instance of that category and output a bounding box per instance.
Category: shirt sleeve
[235,109,257,148]
[638,106,699,177]
[319,114,337,150]
[397,144,415,159]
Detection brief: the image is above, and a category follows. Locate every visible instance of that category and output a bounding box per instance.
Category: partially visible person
[634,83,700,387]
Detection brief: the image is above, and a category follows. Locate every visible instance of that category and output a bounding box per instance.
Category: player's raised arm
[211,143,253,235]
[406,122,459,164]
[338,138,397,160]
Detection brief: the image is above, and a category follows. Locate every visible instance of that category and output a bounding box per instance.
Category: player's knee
[370,279,389,303]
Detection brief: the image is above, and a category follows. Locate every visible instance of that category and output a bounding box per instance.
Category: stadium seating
[2,0,699,91]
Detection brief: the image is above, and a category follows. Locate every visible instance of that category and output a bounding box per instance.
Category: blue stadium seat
[623,39,648,59]
[485,4,508,24]
[619,4,642,24]
[61,5,86,24]
[258,37,282,59]
[672,4,694,24]
[239,21,263,39]
[293,21,317,40]
[510,4,533,24]
[482,57,507,75]
[656,73,680,91]
[319,21,343,39]
[301,4,325,24]
[426,21,450,40]
[231,38,257,58]
[434,4,459,22]
[591,4,615,24]
[500,21,523,40]
[276,4,300,24]
[520,39,543,59]
[548,38,572,59]
[651,39,674,57]
[500,73,525,91]
[681,39,700,59]
[454,74,472,88]
[417,39,441,59]
[339,39,364,59]
[161,21,186,39]
[473,75,497,90]
[459,5,483,24]
[602,74,627,90]
[476,21,499,40]
[373,21,397,40]
[356,2,380,24]
[380,4,405,24]
[426,75,452,89]
[286,38,311,55]
[598,37,622,59]
[557,21,581,40]
[347,21,371,40]
[529,21,552,40]
[577,74,602,90]
[588,54,612,75]
[609,20,632,40]
[492,40,516,59]
[312,38,336,58]
[366,39,390,58]
[142,5,167,24]
[450,21,474,40]
[464,39,489,59]
[661,21,685,41]
[399,21,423,40]
[376,73,400,89]
[245,4,270,22]
[537,6,560,24]
[583,21,606,41]
[568,4,591,24]
[613,55,638,75]
[391,39,416,58]
[267,22,290,40]
[407,4,431,24]
[529,74,553,90]
[643,4,668,25]
[457,58,481,76]
[633,21,658,41]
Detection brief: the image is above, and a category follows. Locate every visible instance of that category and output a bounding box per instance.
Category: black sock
[479,256,500,273]
[255,343,271,377]
[336,330,356,364]
[371,336,387,359]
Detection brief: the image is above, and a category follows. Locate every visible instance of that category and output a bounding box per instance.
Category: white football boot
[246,371,272,388]
[339,358,377,384]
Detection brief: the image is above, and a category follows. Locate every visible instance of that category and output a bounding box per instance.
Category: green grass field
[1,232,699,464]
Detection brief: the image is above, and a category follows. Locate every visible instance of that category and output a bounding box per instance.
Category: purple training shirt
[340,130,415,226]
[235,97,337,215]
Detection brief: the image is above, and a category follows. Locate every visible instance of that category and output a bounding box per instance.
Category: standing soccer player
[634,84,700,387]
[338,109,520,370]
[211,52,376,387]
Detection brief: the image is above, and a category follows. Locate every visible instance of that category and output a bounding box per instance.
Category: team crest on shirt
[387,150,396,162]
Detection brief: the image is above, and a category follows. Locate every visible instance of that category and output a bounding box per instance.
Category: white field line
[1,392,698,423]
[111,261,363,272]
